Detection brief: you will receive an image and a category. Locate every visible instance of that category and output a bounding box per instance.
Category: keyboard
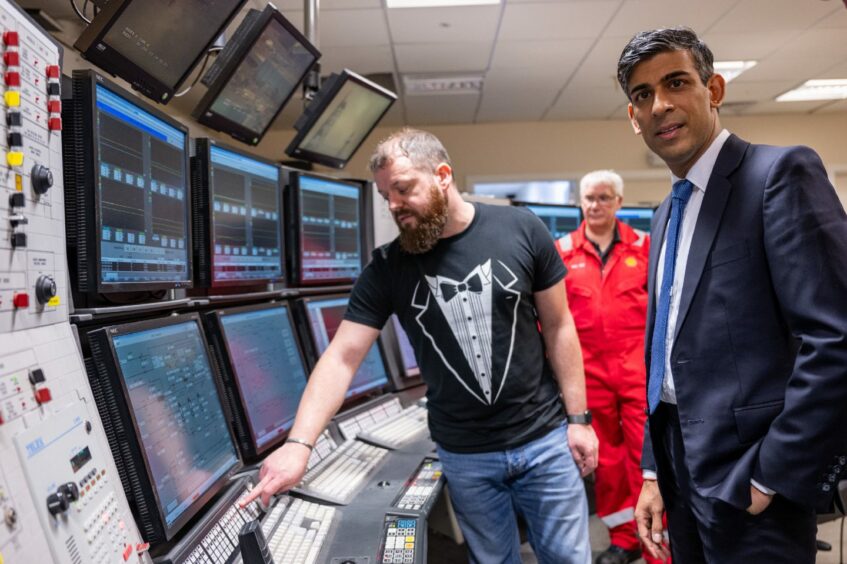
[393,458,444,514]
[260,497,336,564]
[292,432,389,505]
[378,514,424,564]
[335,396,404,441]
[358,405,429,450]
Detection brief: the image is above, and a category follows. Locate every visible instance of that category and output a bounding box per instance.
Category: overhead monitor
[193,5,320,145]
[191,138,284,288]
[285,69,397,169]
[295,295,389,401]
[74,0,246,104]
[204,302,309,460]
[285,171,363,286]
[616,206,655,232]
[515,202,582,240]
[63,70,192,302]
[86,314,240,544]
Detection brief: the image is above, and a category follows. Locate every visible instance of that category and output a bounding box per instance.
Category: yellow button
[4,90,20,107]
[7,152,23,167]
[405,543,415,549]
[405,536,415,543]
[15,173,22,191]
[48,296,60,307]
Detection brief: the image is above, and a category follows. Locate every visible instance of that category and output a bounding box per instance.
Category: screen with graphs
[96,83,190,284]
[305,296,388,398]
[111,320,239,528]
[209,145,282,283]
[219,305,308,449]
[298,175,362,283]
[524,205,581,240]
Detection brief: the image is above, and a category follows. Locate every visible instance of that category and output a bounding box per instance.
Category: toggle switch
[6,151,23,167]
[48,117,61,131]
[45,65,60,79]
[34,387,52,404]
[10,232,26,249]
[7,132,22,147]
[12,292,29,308]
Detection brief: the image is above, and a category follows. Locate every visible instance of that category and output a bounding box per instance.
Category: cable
[70,0,91,24]
[173,46,222,98]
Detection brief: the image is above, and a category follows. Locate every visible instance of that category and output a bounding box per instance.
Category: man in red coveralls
[556,170,661,564]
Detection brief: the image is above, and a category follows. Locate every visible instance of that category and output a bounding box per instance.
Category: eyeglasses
[582,194,618,206]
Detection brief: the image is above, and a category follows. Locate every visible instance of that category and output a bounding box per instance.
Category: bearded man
[243,128,599,564]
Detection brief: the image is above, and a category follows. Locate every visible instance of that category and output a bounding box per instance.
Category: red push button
[47,100,61,113]
[12,292,29,308]
[48,117,62,131]
[122,544,133,561]
[4,71,20,87]
[4,51,19,66]
[46,65,60,79]
[3,31,19,46]
[34,387,52,404]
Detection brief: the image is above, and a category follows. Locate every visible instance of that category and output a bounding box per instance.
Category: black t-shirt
[345,203,567,453]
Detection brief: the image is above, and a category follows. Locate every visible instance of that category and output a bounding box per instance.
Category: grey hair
[617,27,714,98]
[580,170,624,198]
[368,127,452,175]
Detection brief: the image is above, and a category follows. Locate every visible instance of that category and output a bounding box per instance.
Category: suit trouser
[654,402,816,563]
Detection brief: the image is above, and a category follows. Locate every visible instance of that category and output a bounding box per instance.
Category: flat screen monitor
[296,295,389,401]
[86,314,240,544]
[74,0,246,104]
[391,315,419,377]
[286,171,363,286]
[380,314,423,391]
[63,70,192,302]
[516,202,582,240]
[204,302,310,460]
[616,206,655,232]
[193,5,319,145]
[191,138,284,288]
[285,69,397,169]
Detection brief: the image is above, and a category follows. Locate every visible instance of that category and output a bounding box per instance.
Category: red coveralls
[556,220,658,558]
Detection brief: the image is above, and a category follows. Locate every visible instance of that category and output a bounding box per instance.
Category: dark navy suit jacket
[642,134,847,512]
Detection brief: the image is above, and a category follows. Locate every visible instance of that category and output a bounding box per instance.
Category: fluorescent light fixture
[714,60,757,83]
[387,0,499,7]
[403,74,484,95]
[776,79,847,102]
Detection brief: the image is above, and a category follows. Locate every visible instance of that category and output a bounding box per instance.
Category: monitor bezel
[285,169,365,287]
[73,0,247,104]
[192,5,320,146]
[294,293,390,402]
[379,314,423,391]
[284,69,397,169]
[75,69,194,294]
[205,300,310,459]
[192,138,285,288]
[96,313,242,541]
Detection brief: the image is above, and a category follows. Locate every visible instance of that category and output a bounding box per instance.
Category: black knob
[59,482,79,503]
[46,492,68,516]
[31,165,53,195]
[35,275,57,305]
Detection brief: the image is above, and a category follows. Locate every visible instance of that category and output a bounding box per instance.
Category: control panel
[392,458,443,514]
[377,514,424,564]
[0,2,67,333]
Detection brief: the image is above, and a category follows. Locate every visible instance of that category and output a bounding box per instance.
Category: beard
[396,186,448,254]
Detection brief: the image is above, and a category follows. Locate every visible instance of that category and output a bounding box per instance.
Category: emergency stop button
[12,293,29,309]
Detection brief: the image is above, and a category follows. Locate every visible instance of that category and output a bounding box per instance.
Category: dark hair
[617,27,714,99]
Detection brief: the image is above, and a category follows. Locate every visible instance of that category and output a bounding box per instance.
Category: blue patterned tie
[648,179,694,413]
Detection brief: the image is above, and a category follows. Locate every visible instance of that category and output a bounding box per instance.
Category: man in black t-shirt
[242,128,598,563]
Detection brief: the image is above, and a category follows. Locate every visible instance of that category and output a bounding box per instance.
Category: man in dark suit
[617,27,847,562]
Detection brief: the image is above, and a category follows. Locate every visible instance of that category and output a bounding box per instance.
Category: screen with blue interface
[298,175,362,283]
[220,305,308,448]
[616,207,654,232]
[391,314,419,377]
[111,321,239,528]
[524,205,581,240]
[209,145,282,283]
[96,83,190,285]
[305,297,388,398]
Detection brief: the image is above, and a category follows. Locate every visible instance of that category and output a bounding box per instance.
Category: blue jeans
[436,424,591,564]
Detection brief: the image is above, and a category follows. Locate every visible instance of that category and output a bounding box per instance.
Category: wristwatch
[566,410,592,425]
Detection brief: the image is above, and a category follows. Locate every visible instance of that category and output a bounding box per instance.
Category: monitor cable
[173,46,223,98]
[70,0,91,24]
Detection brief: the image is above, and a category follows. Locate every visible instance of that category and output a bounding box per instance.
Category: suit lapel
[673,134,749,340]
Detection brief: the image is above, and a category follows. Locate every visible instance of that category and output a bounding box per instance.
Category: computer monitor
[193,5,320,146]
[191,139,284,288]
[74,0,246,104]
[63,70,192,303]
[294,294,389,401]
[515,202,582,240]
[86,314,241,544]
[285,171,364,286]
[285,69,397,169]
[380,314,423,391]
[204,302,310,461]
[616,206,655,232]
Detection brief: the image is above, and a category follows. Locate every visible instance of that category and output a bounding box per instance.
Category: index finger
[240,474,272,508]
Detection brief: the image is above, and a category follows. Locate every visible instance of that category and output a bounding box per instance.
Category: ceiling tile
[545,84,625,120]
[740,100,833,115]
[724,80,798,103]
[490,38,594,71]
[709,0,839,33]
[499,1,620,41]
[565,36,630,91]
[812,99,847,114]
[814,5,847,29]
[319,9,391,46]
[404,93,480,125]
[604,0,737,38]
[318,45,395,75]
[395,43,491,73]
[702,30,801,61]
[387,5,501,44]
[274,0,382,9]
[476,68,563,122]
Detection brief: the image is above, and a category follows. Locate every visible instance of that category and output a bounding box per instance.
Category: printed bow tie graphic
[441,273,483,302]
